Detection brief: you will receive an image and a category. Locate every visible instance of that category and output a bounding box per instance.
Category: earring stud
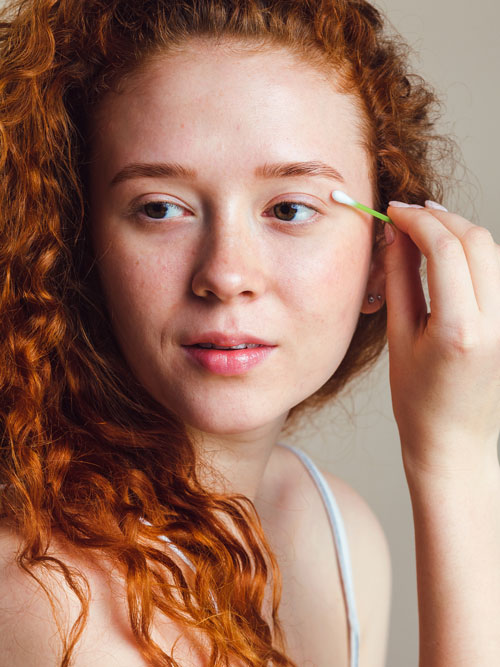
[367,294,383,304]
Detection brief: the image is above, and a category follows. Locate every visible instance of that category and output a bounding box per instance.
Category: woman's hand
[383,201,500,481]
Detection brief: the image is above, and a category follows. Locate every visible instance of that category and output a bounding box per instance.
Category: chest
[72,519,348,667]
[70,463,350,666]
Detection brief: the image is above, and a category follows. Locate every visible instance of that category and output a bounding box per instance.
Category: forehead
[89,40,370,189]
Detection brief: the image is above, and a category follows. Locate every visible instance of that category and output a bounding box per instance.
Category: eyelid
[267,194,322,212]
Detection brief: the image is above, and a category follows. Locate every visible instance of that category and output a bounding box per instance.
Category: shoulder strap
[276,442,360,667]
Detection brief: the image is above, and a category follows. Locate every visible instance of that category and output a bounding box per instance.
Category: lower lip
[182,345,276,375]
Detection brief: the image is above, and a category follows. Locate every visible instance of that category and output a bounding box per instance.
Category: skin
[384,205,500,474]
[88,38,386,503]
[88,37,500,665]
[383,203,500,666]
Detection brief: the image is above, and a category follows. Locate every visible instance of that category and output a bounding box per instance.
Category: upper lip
[182,331,276,347]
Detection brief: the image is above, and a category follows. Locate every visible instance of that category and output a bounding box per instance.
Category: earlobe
[360,250,386,314]
[361,292,385,314]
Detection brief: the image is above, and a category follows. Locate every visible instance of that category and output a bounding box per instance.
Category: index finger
[419,208,500,318]
[387,206,478,330]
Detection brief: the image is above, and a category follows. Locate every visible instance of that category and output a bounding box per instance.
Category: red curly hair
[0,0,456,665]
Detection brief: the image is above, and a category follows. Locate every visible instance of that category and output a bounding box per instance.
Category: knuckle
[432,234,462,259]
[463,225,494,246]
[443,325,480,354]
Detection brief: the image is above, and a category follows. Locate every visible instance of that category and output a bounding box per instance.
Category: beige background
[285,1,500,665]
[2,0,498,664]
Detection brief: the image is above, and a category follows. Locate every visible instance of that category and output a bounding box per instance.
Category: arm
[384,201,500,667]
[405,455,500,666]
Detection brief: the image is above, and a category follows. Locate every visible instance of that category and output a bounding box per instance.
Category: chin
[165,401,285,437]
[185,414,275,436]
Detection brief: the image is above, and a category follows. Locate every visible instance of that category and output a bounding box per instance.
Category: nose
[191,218,267,302]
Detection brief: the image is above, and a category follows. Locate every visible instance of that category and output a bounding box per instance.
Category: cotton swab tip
[331,190,357,206]
[331,189,394,226]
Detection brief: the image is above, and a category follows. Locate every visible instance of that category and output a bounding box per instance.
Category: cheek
[283,233,372,330]
[95,237,188,332]
[284,235,373,399]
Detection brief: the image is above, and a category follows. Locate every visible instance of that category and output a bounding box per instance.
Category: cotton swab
[331,190,394,226]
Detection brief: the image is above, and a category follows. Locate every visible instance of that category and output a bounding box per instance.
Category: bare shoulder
[0,522,213,667]
[319,469,392,667]
[0,522,147,667]
[0,522,65,666]
[268,445,392,665]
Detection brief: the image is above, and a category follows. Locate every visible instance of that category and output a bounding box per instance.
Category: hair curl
[0,0,456,665]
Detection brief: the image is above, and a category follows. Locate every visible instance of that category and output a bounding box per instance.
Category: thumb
[384,222,427,342]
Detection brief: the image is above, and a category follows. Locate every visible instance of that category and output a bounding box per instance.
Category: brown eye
[143,201,184,220]
[271,201,318,223]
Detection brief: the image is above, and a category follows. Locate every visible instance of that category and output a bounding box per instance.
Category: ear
[360,245,386,314]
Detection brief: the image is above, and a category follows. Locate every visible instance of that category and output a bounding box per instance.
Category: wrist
[400,434,500,490]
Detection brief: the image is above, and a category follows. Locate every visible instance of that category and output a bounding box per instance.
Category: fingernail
[425,200,448,212]
[388,201,425,209]
[384,222,395,245]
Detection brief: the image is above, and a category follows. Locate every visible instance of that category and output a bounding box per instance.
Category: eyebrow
[109,160,345,188]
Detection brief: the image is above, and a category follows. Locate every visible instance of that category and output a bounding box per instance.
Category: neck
[187,413,289,504]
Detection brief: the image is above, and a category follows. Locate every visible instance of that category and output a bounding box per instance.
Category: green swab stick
[331,190,394,226]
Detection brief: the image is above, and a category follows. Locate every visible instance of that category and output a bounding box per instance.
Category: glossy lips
[181,332,276,375]
[183,345,275,375]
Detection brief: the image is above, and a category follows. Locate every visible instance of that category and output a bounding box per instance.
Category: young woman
[0,1,498,666]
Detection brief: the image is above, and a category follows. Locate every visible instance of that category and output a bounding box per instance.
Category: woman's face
[88,40,382,437]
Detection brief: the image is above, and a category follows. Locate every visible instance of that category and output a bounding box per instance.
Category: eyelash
[129,198,321,226]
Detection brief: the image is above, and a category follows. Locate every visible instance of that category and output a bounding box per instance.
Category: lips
[183,341,276,375]
[181,331,276,347]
